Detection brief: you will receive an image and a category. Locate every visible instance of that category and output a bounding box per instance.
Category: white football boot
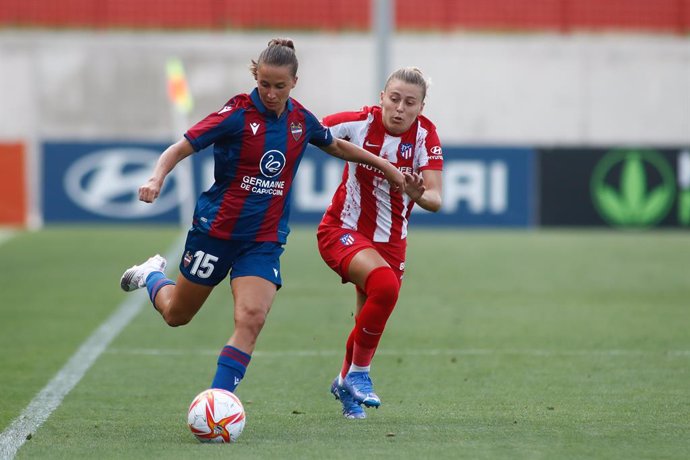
[119,254,167,292]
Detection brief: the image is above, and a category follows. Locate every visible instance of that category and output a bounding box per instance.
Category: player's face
[380,79,425,135]
[256,64,297,117]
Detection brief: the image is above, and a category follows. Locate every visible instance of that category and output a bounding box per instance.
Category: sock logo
[362,327,382,336]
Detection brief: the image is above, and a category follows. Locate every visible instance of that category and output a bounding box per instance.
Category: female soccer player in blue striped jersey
[120,38,404,396]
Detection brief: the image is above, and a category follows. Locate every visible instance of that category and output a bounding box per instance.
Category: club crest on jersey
[400,143,414,159]
[290,122,303,141]
[183,251,193,267]
[340,233,355,246]
[260,149,286,178]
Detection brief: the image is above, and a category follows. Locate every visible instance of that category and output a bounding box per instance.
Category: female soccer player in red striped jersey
[318,67,443,419]
[119,39,404,398]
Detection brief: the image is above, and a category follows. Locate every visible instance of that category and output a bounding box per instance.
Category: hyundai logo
[64,148,180,218]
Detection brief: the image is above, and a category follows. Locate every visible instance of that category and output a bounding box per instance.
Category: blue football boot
[330,377,366,419]
[342,372,381,408]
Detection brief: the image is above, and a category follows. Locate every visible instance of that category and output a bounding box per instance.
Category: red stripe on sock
[220,346,251,367]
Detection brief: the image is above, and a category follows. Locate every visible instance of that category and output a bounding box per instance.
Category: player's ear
[292,75,298,88]
[379,90,385,105]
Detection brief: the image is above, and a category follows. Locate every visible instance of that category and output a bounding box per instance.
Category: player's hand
[403,172,425,201]
[138,178,162,203]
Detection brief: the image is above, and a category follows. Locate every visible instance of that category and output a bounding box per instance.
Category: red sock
[340,327,356,379]
[351,267,399,367]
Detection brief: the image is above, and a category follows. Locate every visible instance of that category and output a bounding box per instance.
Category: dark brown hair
[250,38,298,78]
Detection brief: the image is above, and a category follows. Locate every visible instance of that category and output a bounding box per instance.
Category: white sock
[348,364,371,374]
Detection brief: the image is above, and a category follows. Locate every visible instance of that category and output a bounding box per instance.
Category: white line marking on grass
[105,347,690,358]
[0,290,145,459]
[0,237,184,460]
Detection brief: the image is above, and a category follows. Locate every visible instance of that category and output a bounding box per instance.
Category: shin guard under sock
[351,266,399,367]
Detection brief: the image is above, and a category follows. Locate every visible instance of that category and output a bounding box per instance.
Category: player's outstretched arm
[139,138,195,203]
[320,138,404,191]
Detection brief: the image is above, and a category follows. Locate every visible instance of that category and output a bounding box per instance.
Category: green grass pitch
[1,226,688,459]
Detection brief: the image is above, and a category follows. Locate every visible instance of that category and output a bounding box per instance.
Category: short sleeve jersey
[185,88,333,243]
[320,105,443,243]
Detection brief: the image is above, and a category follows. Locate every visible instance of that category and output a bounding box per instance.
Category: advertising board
[0,142,27,226]
[540,148,690,227]
[42,142,536,227]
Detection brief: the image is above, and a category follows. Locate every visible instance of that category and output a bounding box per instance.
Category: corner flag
[166,58,193,115]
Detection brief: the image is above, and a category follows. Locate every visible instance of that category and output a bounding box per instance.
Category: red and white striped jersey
[320,105,443,242]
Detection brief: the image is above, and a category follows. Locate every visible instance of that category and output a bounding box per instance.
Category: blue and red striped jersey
[184,88,333,243]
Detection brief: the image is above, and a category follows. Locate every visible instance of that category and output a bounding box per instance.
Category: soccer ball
[187,388,246,443]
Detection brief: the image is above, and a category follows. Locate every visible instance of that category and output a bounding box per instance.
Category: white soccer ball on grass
[187,388,246,443]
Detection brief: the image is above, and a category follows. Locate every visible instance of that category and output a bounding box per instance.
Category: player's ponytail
[250,38,298,78]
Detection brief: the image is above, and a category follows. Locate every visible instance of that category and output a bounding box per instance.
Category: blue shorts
[179,228,284,288]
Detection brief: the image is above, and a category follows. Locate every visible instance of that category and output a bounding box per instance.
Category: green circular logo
[590,149,675,227]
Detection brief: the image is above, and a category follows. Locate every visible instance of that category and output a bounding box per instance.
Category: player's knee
[162,311,193,327]
[364,266,400,309]
[156,296,197,327]
[235,304,269,335]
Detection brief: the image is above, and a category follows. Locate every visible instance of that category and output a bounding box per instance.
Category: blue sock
[145,271,175,307]
[211,345,252,392]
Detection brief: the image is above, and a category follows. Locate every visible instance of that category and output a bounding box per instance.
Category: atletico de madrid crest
[400,143,413,159]
[339,233,355,246]
[290,122,303,141]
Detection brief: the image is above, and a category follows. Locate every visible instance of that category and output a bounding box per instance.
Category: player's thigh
[167,273,214,318]
[347,248,390,290]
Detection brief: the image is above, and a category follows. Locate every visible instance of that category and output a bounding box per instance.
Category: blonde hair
[384,67,430,100]
[250,38,298,78]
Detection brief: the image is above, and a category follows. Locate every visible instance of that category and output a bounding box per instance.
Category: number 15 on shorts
[189,250,218,279]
